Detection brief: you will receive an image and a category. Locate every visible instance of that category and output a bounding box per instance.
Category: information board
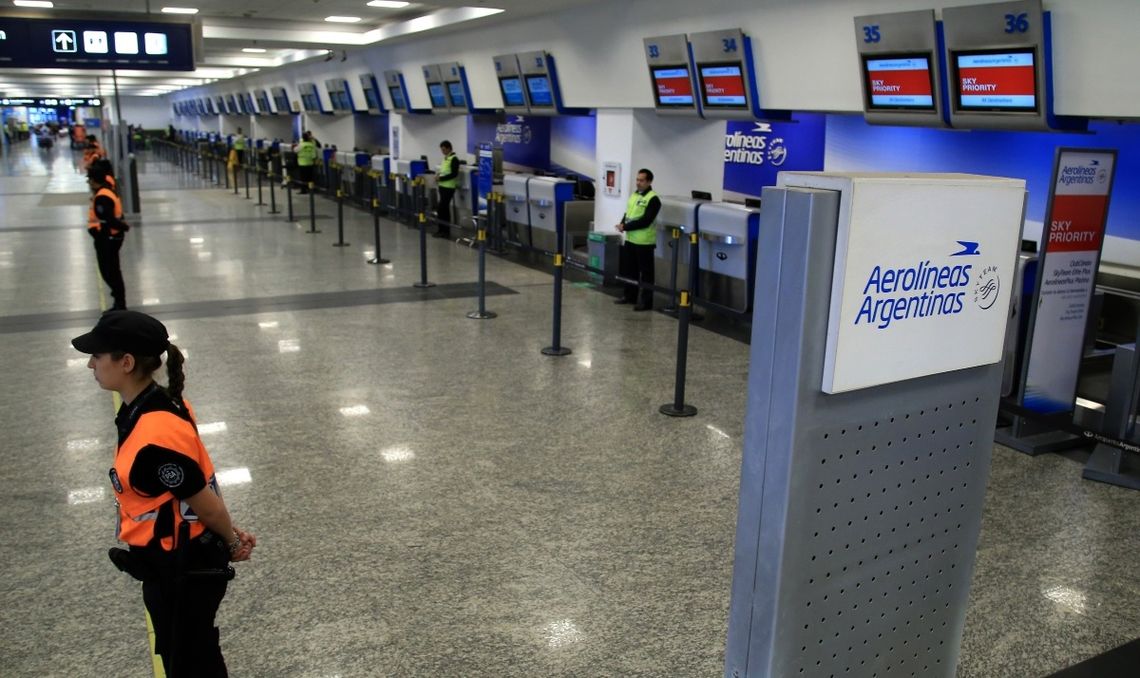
[1020,149,1116,413]
[0,17,194,71]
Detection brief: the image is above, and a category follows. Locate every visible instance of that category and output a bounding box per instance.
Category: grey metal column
[725,186,1000,678]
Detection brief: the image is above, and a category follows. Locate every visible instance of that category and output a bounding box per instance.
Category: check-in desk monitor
[255,89,273,115]
[324,79,354,114]
[441,62,469,111]
[270,87,292,114]
[689,28,781,120]
[384,70,409,112]
[644,34,699,117]
[855,9,947,127]
[942,0,1083,131]
[359,74,385,114]
[494,53,530,114]
[299,83,324,113]
[422,64,449,112]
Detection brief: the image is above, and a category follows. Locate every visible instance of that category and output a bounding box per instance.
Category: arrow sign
[52,30,77,53]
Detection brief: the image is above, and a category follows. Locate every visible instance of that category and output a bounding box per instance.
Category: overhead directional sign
[0,17,193,70]
[52,30,77,53]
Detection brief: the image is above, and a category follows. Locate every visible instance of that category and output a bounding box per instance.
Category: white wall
[119,96,173,129]
[395,113,470,164]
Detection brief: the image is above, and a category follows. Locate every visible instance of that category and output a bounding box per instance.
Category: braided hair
[122,344,187,404]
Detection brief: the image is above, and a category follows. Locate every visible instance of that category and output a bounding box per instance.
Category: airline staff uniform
[296,138,318,193]
[617,188,662,309]
[113,382,232,676]
[88,183,128,310]
[434,151,459,238]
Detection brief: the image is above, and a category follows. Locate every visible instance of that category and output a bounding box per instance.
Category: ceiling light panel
[325,16,363,23]
[13,0,54,7]
[160,6,199,13]
[367,1,411,7]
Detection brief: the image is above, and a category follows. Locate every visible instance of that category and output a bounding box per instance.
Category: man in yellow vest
[433,140,459,239]
[232,127,247,166]
[615,168,662,311]
[295,131,318,194]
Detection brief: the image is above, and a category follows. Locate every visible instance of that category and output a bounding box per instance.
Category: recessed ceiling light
[366,1,410,8]
[13,1,55,7]
[325,16,362,23]
[160,6,199,13]
[242,48,267,53]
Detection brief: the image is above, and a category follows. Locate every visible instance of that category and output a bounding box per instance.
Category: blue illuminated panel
[525,75,554,107]
[446,81,467,109]
[499,77,525,107]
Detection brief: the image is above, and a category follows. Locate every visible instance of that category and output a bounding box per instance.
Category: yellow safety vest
[624,189,658,246]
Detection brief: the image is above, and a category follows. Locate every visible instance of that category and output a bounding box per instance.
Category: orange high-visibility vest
[88,187,125,237]
[110,402,219,551]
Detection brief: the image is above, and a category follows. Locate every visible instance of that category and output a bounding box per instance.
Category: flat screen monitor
[698,62,748,109]
[952,49,1037,113]
[427,82,448,108]
[363,88,381,111]
[525,75,554,107]
[388,85,406,110]
[499,77,526,107]
[446,81,467,109]
[862,54,936,111]
[651,65,695,107]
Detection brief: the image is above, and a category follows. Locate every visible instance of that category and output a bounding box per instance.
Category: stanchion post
[286,173,294,222]
[367,197,389,265]
[232,158,238,194]
[307,183,320,234]
[333,189,350,247]
[467,221,496,320]
[659,231,699,417]
[256,157,265,206]
[244,162,251,199]
[413,179,435,289]
[663,226,682,315]
[268,162,279,214]
[542,220,572,356]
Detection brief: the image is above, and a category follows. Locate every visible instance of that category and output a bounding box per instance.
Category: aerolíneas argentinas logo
[854,242,996,330]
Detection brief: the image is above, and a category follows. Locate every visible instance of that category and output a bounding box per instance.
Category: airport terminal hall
[3,0,1140,676]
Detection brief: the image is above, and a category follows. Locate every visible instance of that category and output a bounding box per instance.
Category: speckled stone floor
[0,143,1136,677]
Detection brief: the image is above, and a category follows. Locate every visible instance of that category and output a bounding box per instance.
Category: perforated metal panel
[725,187,999,678]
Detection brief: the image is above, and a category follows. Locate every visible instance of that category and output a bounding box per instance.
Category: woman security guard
[87,163,128,311]
[72,310,257,677]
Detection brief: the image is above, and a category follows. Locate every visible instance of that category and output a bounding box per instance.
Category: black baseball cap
[71,311,170,357]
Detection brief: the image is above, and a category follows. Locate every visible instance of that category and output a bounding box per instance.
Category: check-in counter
[395,159,428,217]
[527,176,576,253]
[370,154,391,207]
[653,196,703,295]
[454,166,479,230]
[334,151,354,197]
[502,173,533,246]
[697,202,761,313]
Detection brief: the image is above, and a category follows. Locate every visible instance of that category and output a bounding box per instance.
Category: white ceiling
[0,0,598,97]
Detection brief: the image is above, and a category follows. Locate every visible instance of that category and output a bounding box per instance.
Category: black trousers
[297,165,314,191]
[619,241,656,306]
[436,186,455,236]
[136,538,230,677]
[93,237,126,309]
